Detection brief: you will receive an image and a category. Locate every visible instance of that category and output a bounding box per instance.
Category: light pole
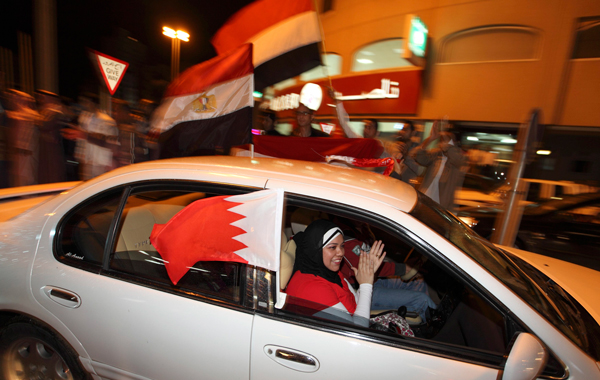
[162,26,189,81]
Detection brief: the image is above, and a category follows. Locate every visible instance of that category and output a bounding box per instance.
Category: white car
[455,176,599,211]
[0,156,598,380]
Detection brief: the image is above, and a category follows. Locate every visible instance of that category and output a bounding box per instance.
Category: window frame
[54,179,264,308]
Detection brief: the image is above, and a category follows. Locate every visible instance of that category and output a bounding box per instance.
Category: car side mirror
[502,332,548,380]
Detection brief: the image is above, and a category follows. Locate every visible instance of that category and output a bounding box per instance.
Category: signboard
[271,68,423,118]
[92,50,129,95]
[402,14,429,66]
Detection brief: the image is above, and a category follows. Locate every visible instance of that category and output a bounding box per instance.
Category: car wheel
[0,322,86,380]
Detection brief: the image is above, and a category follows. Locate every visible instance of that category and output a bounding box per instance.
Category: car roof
[102,156,419,213]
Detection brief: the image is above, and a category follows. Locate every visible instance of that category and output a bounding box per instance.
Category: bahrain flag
[150,189,283,285]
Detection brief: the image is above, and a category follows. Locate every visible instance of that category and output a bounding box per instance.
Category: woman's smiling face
[322,234,345,272]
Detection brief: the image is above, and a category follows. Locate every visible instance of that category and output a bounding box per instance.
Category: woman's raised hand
[352,240,386,285]
[369,240,386,272]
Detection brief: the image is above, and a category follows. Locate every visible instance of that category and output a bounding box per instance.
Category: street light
[162,26,189,80]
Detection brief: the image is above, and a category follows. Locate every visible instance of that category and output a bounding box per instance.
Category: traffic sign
[93,50,129,95]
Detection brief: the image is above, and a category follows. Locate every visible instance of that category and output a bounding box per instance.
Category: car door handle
[263,345,320,373]
[42,286,81,308]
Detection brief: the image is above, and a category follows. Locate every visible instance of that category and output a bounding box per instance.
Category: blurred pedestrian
[0,94,8,188]
[65,93,117,179]
[388,120,419,184]
[329,88,394,174]
[63,99,148,170]
[36,90,67,184]
[5,89,40,187]
[111,99,149,166]
[413,121,467,212]
[60,97,81,181]
[260,110,282,136]
[292,103,329,137]
[329,88,380,139]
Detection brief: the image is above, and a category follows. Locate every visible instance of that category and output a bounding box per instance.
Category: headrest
[290,208,328,235]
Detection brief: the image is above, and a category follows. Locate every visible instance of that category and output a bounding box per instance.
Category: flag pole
[313,0,343,136]
[312,0,333,89]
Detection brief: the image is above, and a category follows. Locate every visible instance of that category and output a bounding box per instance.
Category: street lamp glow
[163,27,177,39]
[176,30,189,42]
[163,26,190,80]
[163,27,189,41]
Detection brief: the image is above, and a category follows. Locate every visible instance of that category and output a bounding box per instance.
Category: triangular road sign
[93,50,129,96]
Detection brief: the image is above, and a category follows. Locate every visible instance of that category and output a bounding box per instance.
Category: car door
[249,194,515,379]
[31,180,274,380]
[250,313,501,379]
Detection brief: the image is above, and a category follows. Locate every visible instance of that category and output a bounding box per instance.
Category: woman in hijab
[286,219,386,327]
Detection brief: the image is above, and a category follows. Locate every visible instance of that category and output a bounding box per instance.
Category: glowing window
[351,39,413,72]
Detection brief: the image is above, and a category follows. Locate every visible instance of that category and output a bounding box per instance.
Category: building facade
[269,0,600,184]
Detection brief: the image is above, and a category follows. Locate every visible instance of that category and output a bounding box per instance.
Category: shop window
[351,39,413,72]
[572,17,600,59]
[438,26,541,64]
[300,53,342,81]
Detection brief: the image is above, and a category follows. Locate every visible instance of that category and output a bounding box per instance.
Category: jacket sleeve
[414,146,437,167]
[446,146,467,168]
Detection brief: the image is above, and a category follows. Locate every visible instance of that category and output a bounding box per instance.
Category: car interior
[277,204,510,353]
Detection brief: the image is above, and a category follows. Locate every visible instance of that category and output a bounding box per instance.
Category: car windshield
[410,192,600,361]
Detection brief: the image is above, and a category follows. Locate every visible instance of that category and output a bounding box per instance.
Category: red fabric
[164,44,253,98]
[340,239,396,284]
[351,157,395,176]
[211,0,314,55]
[252,136,384,161]
[286,272,357,314]
[150,196,248,285]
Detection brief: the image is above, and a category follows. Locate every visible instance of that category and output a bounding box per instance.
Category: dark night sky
[0,0,254,99]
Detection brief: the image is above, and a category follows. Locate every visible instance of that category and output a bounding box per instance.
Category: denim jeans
[371,277,437,321]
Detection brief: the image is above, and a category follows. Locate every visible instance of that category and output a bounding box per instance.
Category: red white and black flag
[211,0,322,91]
[150,43,254,158]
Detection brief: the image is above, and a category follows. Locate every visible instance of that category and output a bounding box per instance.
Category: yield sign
[93,50,129,95]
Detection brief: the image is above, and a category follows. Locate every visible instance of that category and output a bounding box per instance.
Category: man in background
[292,103,330,137]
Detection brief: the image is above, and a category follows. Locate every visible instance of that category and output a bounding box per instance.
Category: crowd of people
[0,89,156,188]
[258,88,468,212]
[0,86,468,212]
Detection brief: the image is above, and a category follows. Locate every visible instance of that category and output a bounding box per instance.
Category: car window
[411,191,599,365]
[56,188,124,270]
[276,202,519,367]
[107,187,248,303]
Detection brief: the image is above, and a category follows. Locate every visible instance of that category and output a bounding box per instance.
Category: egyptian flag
[150,43,254,158]
[150,189,284,285]
[211,0,322,91]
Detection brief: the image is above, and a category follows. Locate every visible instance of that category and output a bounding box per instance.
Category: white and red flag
[150,43,254,158]
[326,155,396,176]
[150,189,284,285]
[211,0,322,90]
